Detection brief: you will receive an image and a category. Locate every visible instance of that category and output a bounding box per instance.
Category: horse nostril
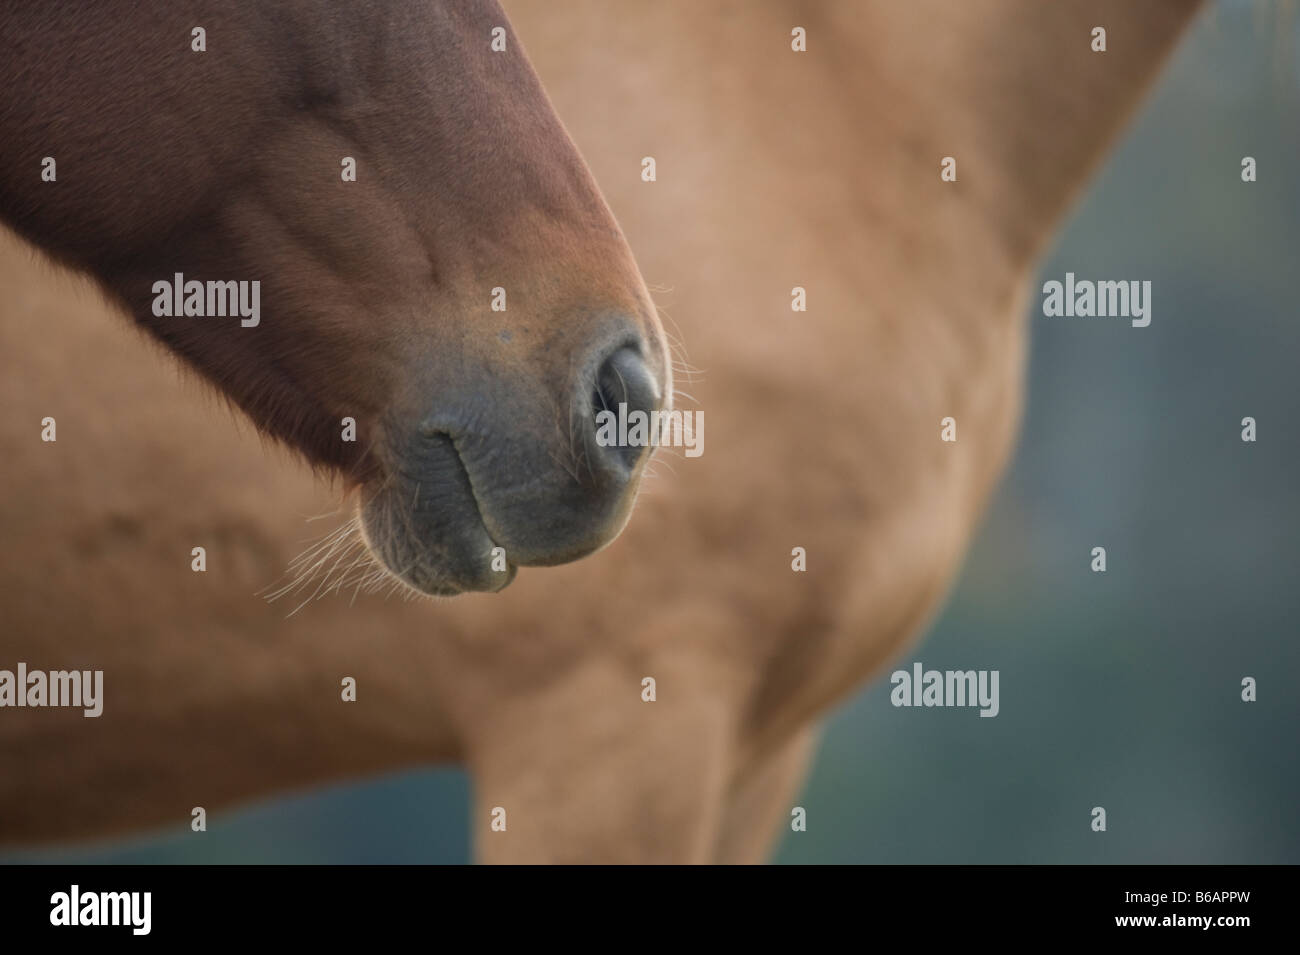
[591,345,660,472]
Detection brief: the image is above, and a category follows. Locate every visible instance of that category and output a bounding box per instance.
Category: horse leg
[466,656,734,864]
[711,726,819,865]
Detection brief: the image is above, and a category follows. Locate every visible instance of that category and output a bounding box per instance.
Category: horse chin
[357,475,517,598]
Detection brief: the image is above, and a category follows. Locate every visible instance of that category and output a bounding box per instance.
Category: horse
[0,0,1204,862]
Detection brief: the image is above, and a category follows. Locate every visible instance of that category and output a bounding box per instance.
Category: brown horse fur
[0,0,1202,862]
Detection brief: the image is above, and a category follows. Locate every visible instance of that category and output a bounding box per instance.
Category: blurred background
[6,0,1297,864]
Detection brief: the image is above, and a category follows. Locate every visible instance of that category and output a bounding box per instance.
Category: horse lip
[446,435,497,539]
[431,463,518,595]
[429,436,521,590]
[361,436,518,596]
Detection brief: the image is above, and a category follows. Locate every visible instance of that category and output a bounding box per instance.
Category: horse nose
[588,344,661,475]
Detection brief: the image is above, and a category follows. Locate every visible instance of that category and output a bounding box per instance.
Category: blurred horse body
[0,1,1201,862]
